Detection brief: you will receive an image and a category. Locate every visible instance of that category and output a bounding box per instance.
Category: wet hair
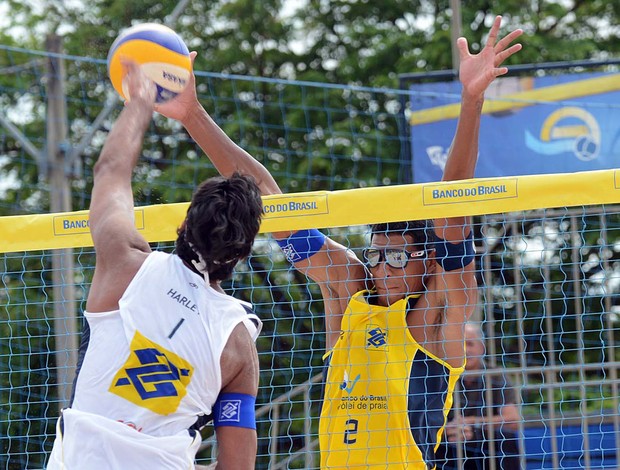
[175,172,263,282]
[370,220,437,251]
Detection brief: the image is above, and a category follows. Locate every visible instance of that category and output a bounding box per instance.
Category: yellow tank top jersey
[319,290,465,470]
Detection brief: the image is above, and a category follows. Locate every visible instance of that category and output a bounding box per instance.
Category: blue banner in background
[409,72,620,183]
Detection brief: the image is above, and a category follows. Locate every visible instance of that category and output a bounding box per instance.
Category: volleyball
[107,23,191,103]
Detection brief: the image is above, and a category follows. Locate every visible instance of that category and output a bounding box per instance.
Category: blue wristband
[212,392,256,430]
[275,228,326,263]
[434,231,475,271]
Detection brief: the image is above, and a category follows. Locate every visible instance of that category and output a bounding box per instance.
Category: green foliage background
[1,1,619,468]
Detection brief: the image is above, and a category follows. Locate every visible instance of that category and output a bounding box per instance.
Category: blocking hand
[457,15,523,98]
[120,58,157,106]
[155,51,200,123]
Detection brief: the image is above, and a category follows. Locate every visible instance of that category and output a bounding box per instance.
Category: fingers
[493,67,509,78]
[119,56,140,74]
[456,37,470,59]
[188,51,198,81]
[118,59,156,104]
[485,15,502,48]
[119,57,145,85]
[494,43,523,67]
[495,28,524,52]
[460,16,522,61]
[446,424,474,442]
[486,16,523,68]
[486,15,523,57]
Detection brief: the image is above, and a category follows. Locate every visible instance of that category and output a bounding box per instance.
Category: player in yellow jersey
[158,14,523,469]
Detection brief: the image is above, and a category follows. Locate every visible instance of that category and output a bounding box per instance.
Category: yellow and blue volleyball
[107,23,191,103]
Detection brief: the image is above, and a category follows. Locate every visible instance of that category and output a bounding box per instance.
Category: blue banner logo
[409,72,620,182]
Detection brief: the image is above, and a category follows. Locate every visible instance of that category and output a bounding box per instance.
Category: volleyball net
[3,170,620,469]
[2,43,620,469]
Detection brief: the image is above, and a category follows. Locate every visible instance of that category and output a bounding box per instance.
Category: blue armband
[275,228,326,263]
[434,231,475,271]
[212,393,256,430]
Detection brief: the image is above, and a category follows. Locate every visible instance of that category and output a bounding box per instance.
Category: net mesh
[1,44,620,469]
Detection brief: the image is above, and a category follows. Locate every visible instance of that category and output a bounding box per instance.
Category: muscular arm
[175,101,367,294]
[155,54,281,201]
[437,16,523,237]
[432,17,522,365]
[179,97,367,346]
[156,64,367,348]
[87,63,155,312]
[214,323,259,469]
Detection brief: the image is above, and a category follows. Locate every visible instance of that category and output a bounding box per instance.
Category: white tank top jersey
[47,251,262,470]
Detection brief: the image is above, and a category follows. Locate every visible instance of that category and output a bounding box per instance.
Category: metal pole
[599,213,620,457]
[0,113,42,165]
[449,0,462,73]
[46,34,78,410]
[510,220,529,468]
[482,218,498,470]
[542,222,560,470]
[166,0,192,26]
[304,386,314,469]
[570,216,591,468]
[270,405,280,469]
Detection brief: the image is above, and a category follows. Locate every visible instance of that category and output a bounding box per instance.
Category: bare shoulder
[87,247,150,312]
[219,322,259,395]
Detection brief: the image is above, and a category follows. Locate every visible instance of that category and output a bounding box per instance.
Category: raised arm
[155,53,281,198]
[434,16,522,361]
[156,59,367,349]
[437,15,523,239]
[86,61,156,312]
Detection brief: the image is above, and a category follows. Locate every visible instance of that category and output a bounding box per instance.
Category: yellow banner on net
[2,169,620,253]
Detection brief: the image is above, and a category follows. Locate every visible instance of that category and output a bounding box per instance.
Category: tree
[1,0,619,467]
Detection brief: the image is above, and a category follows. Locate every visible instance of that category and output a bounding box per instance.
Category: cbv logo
[340,370,360,395]
[366,324,387,350]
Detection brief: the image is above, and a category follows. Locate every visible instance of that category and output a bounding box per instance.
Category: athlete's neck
[210,281,225,293]
[181,258,224,292]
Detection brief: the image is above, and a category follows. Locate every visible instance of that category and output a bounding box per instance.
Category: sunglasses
[363,248,426,269]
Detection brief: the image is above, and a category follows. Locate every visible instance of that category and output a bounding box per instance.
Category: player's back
[47,251,260,469]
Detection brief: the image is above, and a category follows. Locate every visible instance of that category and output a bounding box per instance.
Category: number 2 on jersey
[344,418,358,444]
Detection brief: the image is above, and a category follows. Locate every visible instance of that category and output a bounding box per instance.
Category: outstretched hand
[457,15,523,98]
[120,58,157,107]
[155,51,200,123]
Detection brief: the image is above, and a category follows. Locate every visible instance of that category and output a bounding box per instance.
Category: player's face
[366,232,429,306]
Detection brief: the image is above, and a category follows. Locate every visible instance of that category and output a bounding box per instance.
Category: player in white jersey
[47,60,264,470]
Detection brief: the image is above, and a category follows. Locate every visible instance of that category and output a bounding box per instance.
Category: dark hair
[370,220,436,251]
[176,172,263,282]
